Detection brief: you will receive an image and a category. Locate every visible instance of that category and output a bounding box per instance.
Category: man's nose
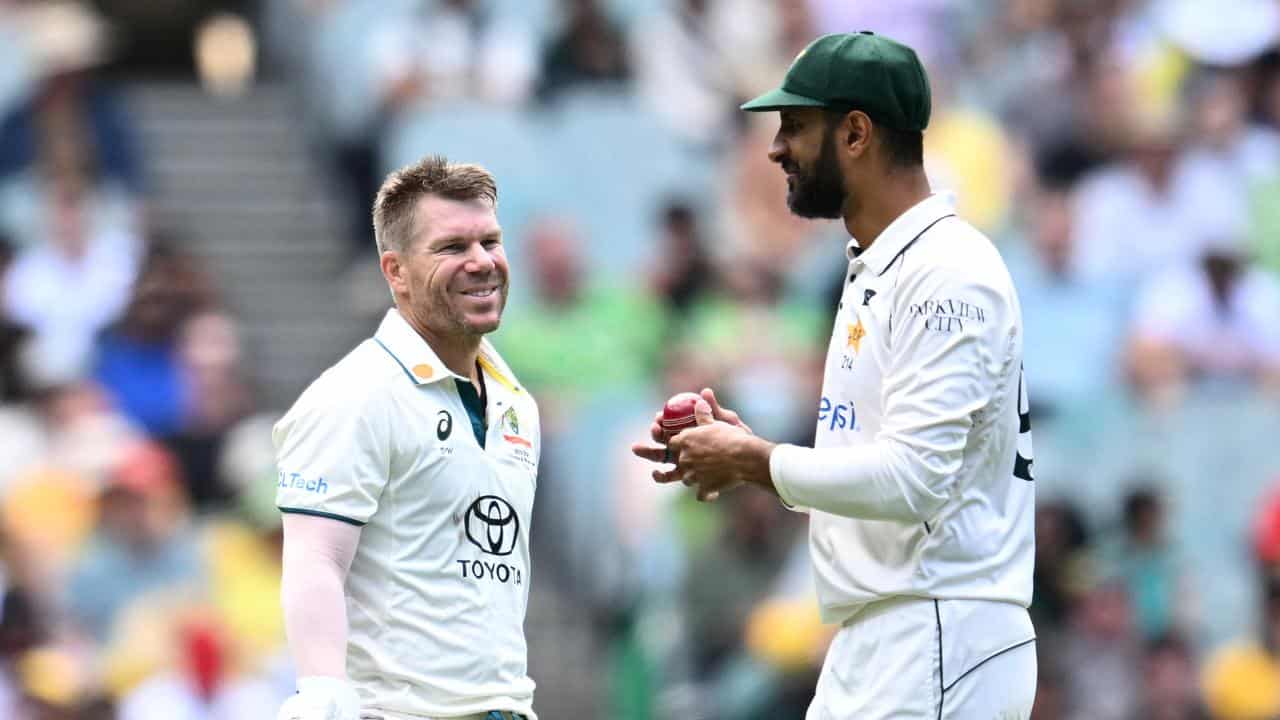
[767,137,787,165]
[465,243,496,272]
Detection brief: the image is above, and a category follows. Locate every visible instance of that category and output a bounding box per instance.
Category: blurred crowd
[0,1,287,717]
[0,0,1279,718]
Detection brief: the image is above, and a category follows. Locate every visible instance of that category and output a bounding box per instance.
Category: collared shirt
[770,194,1035,625]
[273,309,539,720]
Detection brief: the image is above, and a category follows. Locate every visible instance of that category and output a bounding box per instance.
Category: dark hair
[1123,487,1162,533]
[1144,631,1193,660]
[825,109,923,168]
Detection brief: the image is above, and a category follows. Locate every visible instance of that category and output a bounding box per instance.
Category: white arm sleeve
[771,265,1012,523]
[280,513,362,678]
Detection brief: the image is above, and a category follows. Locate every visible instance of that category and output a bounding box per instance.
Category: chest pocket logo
[437,410,452,441]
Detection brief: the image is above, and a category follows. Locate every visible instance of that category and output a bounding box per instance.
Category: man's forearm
[282,542,350,677]
[280,515,361,678]
[768,440,951,523]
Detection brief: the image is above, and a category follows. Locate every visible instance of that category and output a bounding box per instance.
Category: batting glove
[276,676,362,720]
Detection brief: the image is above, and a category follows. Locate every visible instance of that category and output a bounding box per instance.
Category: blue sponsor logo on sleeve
[817,396,857,432]
[278,470,329,495]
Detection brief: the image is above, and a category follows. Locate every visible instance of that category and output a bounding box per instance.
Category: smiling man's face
[399,194,509,340]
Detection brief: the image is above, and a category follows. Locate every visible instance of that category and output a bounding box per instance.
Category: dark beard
[786,129,846,219]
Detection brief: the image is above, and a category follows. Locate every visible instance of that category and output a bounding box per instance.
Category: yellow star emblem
[847,318,866,352]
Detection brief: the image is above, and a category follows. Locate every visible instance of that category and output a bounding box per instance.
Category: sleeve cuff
[769,443,807,512]
[279,507,367,527]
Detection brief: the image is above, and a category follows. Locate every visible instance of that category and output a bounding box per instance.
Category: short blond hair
[372,156,498,254]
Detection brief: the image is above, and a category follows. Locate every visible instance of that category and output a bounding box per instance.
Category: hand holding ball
[660,391,701,440]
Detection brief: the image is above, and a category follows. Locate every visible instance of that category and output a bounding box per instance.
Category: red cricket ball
[661,391,701,438]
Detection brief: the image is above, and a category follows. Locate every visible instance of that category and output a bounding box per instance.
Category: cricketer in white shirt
[275,310,539,719]
[274,157,537,720]
[646,193,1038,717]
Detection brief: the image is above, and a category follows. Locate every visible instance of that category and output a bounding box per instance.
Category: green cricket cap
[741,31,931,132]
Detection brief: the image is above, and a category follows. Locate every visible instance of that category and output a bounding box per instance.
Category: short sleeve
[273,386,391,526]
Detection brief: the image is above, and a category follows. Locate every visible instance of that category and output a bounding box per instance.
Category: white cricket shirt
[274,309,539,719]
[770,194,1036,625]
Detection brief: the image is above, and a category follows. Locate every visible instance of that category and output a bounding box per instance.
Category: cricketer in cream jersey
[275,157,538,720]
[636,32,1037,718]
[776,192,1035,619]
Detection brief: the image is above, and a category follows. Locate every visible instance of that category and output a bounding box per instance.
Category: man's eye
[483,239,501,249]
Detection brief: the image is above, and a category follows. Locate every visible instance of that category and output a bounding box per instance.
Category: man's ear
[843,111,873,158]
[380,250,405,296]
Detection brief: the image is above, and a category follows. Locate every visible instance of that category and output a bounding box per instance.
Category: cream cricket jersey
[273,309,539,719]
[770,194,1035,625]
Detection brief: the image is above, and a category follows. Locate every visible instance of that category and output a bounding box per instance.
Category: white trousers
[806,597,1037,720]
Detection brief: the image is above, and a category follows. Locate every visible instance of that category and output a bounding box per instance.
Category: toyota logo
[464,495,520,556]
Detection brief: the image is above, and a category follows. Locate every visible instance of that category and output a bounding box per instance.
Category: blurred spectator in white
[700,0,816,103]
[629,0,738,148]
[1155,0,1280,69]
[1136,633,1210,720]
[537,0,631,103]
[93,244,214,441]
[1070,102,1204,286]
[66,442,202,644]
[1182,68,1280,192]
[295,0,400,261]
[1005,182,1127,418]
[372,0,538,110]
[1060,576,1143,720]
[806,0,959,65]
[0,2,143,194]
[954,0,1067,118]
[1174,69,1280,258]
[1127,232,1280,405]
[1,167,141,372]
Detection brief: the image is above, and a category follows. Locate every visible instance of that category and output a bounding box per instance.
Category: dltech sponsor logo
[278,470,328,495]
[817,396,857,432]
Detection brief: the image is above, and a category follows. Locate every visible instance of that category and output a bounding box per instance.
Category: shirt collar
[373,308,525,395]
[373,309,461,385]
[846,193,957,275]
